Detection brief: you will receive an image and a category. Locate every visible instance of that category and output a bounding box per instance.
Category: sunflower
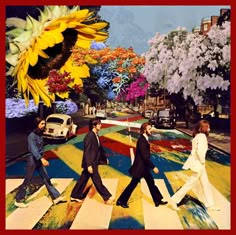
[6,6,108,106]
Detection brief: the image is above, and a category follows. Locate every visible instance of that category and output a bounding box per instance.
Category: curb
[176,128,230,155]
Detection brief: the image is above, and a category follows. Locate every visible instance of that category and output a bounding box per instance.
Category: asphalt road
[6,111,90,164]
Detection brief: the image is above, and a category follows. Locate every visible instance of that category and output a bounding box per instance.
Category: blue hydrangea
[90,41,107,50]
[107,90,116,100]
[6,98,78,118]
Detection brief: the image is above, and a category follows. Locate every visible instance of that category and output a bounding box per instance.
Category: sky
[5,5,230,55]
[99,6,230,54]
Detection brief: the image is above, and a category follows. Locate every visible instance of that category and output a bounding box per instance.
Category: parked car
[96,109,107,119]
[149,108,176,129]
[142,109,155,119]
[43,113,77,141]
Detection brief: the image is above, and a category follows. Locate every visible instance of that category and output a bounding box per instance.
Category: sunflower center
[28,29,78,79]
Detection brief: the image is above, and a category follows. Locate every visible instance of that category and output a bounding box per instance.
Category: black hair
[89,118,101,131]
[33,117,44,130]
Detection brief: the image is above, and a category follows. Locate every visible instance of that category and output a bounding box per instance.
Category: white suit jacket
[182,133,208,173]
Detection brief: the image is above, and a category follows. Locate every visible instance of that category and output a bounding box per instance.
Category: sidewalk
[176,122,230,155]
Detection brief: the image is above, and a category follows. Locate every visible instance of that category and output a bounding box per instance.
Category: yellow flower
[6,6,108,106]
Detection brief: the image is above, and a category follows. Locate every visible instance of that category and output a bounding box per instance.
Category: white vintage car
[43,113,77,141]
[96,109,107,119]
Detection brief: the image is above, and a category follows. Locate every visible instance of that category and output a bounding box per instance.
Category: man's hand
[88,166,93,174]
[41,158,49,166]
[153,167,159,174]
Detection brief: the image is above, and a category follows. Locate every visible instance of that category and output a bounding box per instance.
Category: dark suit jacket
[129,134,155,178]
[81,131,108,169]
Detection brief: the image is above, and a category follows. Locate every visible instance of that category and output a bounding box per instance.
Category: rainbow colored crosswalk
[6,117,230,229]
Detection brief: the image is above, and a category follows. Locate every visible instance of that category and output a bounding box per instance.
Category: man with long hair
[15,117,65,208]
[168,120,220,211]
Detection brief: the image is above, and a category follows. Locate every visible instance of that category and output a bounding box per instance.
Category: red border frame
[1,0,234,234]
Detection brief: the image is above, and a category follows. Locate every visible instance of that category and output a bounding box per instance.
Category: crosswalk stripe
[6,178,73,230]
[207,186,231,229]
[5,177,231,230]
[6,196,52,229]
[101,119,142,128]
[174,172,230,229]
[70,178,118,229]
[6,179,24,195]
[141,179,183,229]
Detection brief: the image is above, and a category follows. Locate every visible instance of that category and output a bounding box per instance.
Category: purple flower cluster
[6,98,78,118]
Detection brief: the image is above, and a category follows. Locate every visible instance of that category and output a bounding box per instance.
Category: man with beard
[14,117,65,208]
[116,122,167,208]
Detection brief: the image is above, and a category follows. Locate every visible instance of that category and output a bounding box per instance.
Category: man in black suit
[116,122,167,208]
[70,118,114,205]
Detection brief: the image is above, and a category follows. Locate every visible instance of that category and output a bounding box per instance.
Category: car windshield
[47,117,64,124]
[158,110,170,117]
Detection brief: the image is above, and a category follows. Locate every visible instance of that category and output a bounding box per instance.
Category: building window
[203,24,208,31]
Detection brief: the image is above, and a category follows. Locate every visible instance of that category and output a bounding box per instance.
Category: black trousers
[71,166,112,201]
[117,172,163,204]
[16,156,60,202]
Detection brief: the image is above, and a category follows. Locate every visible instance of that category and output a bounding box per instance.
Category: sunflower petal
[37,48,49,59]
[17,68,28,93]
[6,17,26,28]
[77,32,108,42]
[75,39,92,49]
[6,28,25,38]
[22,92,30,107]
[27,78,40,105]
[72,9,89,20]
[43,30,64,44]
[6,53,19,66]
[36,37,49,50]
[77,26,96,34]
[13,30,32,43]
[87,22,108,30]
[39,32,56,47]
[56,92,69,99]
[27,46,38,66]
[8,42,20,54]
[31,79,55,106]
[26,15,41,33]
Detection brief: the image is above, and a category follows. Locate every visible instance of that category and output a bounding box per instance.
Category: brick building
[192,8,230,35]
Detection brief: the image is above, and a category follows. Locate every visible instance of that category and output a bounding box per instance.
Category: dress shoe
[53,196,66,205]
[104,197,115,205]
[14,201,28,208]
[155,200,168,207]
[70,197,83,202]
[116,200,129,208]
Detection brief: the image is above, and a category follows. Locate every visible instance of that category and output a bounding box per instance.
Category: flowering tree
[117,74,148,104]
[143,21,230,106]
[71,46,145,102]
